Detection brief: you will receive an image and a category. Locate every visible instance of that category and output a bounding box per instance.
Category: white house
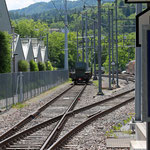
[0,0,12,34]
[0,1,49,72]
[21,38,34,62]
[32,38,42,62]
[13,35,25,72]
[41,46,47,62]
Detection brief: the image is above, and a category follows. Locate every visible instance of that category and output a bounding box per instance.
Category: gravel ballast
[0,77,135,150]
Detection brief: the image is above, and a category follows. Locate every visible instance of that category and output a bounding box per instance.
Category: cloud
[5,0,50,10]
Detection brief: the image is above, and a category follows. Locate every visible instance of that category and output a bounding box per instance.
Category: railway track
[49,90,134,150]
[0,84,75,142]
[0,84,134,150]
[102,74,135,82]
[0,84,87,150]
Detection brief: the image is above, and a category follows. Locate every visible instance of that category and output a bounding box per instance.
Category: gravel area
[0,82,72,136]
[59,77,135,150]
[61,102,134,150]
[75,77,134,109]
[0,77,135,150]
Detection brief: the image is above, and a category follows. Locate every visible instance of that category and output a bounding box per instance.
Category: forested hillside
[9,0,97,18]
[10,0,137,71]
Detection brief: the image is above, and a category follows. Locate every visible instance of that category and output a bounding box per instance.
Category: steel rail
[48,96,135,150]
[102,74,135,82]
[0,87,134,149]
[0,84,74,142]
[40,84,86,150]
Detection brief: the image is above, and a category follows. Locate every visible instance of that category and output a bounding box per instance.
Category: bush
[18,60,29,72]
[30,60,39,71]
[45,61,53,71]
[38,62,46,71]
[0,31,12,73]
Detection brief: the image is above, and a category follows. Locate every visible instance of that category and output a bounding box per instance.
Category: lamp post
[11,27,15,73]
[13,54,18,73]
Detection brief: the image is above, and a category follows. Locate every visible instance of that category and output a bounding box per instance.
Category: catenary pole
[135,3,142,121]
[97,0,103,95]
[91,37,93,73]
[93,20,97,80]
[85,11,89,70]
[111,9,115,84]
[108,10,112,90]
[82,6,85,62]
[64,0,68,70]
[47,33,49,61]
[115,0,119,87]
[77,30,79,62]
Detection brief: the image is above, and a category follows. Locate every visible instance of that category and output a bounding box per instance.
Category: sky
[5,0,51,10]
[5,0,77,10]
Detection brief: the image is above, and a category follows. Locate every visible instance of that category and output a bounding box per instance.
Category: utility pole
[93,20,97,80]
[97,0,103,95]
[135,3,142,121]
[82,5,85,62]
[46,33,49,61]
[64,0,68,70]
[108,10,112,90]
[115,0,119,88]
[77,30,79,62]
[91,37,93,74]
[85,11,89,70]
[111,9,115,84]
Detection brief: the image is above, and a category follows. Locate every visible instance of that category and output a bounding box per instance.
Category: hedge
[46,61,53,71]
[38,62,46,71]
[30,60,39,71]
[18,60,29,72]
[0,31,12,73]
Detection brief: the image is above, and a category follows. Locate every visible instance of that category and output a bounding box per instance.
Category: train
[125,60,135,75]
[70,62,92,84]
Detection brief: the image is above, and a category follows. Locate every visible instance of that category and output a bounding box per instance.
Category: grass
[12,103,28,109]
[105,116,133,138]
[122,129,132,135]
[93,80,98,88]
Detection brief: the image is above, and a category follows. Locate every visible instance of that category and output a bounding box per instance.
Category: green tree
[0,31,11,73]
[47,32,64,68]
[30,60,39,71]
[38,62,46,71]
[12,19,49,38]
[45,61,53,71]
[18,60,29,72]
[103,33,135,72]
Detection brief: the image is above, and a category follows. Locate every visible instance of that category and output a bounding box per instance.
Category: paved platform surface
[106,139,131,148]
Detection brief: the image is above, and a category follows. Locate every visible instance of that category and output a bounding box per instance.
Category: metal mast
[111,9,115,84]
[115,0,119,87]
[93,20,97,80]
[97,0,103,95]
[85,11,89,70]
[108,10,112,90]
[64,0,68,70]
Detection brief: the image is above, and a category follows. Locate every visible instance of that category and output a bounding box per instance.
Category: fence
[0,70,69,111]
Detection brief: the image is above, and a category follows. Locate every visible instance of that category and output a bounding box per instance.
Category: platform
[130,122,146,150]
[130,141,146,150]
[106,138,131,148]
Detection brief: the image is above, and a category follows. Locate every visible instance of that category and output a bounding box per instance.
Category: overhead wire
[51,0,65,25]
